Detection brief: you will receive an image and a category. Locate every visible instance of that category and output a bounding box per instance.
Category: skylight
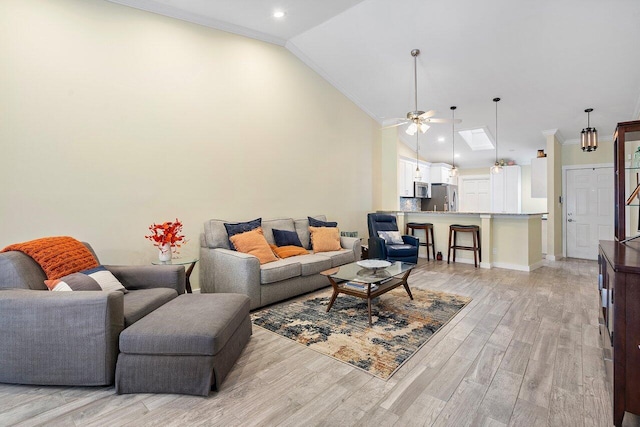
[458,128,494,151]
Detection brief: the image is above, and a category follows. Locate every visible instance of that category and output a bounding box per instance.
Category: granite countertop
[387,211,548,216]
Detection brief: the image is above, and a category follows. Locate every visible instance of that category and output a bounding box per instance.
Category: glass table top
[151,258,199,266]
[328,261,415,284]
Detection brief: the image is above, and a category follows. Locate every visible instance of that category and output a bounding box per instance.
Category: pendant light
[450,106,458,177]
[414,133,422,181]
[490,97,502,175]
[581,108,598,152]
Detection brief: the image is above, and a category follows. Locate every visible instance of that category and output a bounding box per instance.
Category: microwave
[414,182,430,198]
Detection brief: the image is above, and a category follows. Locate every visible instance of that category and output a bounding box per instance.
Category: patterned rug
[251,287,471,380]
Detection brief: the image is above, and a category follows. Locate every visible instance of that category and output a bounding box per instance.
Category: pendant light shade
[490,97,502,175]
[581,108,598,152]
[450,106,458,177]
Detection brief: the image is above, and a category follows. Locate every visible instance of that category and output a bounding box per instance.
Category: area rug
[251,287,471,380]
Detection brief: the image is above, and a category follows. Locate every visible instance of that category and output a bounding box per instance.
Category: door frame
[562,163,614,258]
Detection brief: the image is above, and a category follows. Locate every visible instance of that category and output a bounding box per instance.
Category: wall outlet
[492,247,497,255]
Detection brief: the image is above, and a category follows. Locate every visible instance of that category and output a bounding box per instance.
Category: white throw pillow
[44,266,127,293]
[377,231,404,245]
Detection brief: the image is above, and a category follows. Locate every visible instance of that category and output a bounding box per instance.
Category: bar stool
[448,224,481,268]
[405,222,436,260]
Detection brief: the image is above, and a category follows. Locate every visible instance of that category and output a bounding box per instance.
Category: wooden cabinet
[599,120,640,426]
[614,120,640,241]
[490,165,521,213]
[598,241,640,426]
[530,157,547,198]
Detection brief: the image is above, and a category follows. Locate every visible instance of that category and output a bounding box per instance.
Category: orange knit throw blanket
[1,236,99,280]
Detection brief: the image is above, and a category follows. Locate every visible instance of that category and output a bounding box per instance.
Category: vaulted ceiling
[109,0,640,167]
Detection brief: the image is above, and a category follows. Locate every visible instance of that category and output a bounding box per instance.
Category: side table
[151,258,198,294]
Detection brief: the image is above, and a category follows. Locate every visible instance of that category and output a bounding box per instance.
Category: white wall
[0,0,377,289]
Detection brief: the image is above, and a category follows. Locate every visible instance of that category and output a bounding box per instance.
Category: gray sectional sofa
[199,216,361,309]
[0,244,185,386]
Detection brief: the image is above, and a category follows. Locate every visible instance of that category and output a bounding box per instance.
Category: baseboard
[490,261,544,272]
[545,254,564,261]
[448,258,480,267]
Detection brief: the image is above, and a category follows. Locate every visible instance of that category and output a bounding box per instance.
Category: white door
[460,177,491,212]
[565,167,614,260]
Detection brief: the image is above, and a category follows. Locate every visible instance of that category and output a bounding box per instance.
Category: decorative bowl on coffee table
[356,259,392,271]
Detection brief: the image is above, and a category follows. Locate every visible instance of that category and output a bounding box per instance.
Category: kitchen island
[385,211,546,271]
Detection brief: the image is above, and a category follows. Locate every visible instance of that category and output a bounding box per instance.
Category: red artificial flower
[145,218,187,253]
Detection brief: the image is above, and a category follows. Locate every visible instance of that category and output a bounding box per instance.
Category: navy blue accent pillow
[272,229,304,248]
[308,217,338,228]
[224,218,261,250]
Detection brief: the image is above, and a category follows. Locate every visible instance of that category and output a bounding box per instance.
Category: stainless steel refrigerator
[422,184,458,212]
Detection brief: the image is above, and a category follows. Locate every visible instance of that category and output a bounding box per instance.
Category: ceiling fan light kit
[382,49,461,137]
[490,97,503,175]
[581,108,598,152]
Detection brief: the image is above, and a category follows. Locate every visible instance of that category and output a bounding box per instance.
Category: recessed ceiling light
[438,136,445,143]
[273,11,285,18]
[454,153,460,158]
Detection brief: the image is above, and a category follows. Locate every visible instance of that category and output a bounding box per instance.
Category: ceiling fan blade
[381,121,409,129]
[424,118,462,124]
[418,110,437,119]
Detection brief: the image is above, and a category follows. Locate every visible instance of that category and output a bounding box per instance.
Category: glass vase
[158,243,172,262]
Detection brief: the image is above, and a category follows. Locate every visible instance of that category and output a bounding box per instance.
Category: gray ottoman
[115,293,251,396]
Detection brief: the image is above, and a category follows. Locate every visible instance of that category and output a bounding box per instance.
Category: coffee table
[321,261,415,325]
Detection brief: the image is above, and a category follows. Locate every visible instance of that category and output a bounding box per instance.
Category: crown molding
[107,0,287,46]
[541,129,566,144]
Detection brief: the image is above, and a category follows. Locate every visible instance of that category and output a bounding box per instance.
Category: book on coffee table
[342,281,378,292]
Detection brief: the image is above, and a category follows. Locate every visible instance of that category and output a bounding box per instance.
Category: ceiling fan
[383,49,461,135]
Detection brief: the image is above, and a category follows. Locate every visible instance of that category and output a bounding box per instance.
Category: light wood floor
[0,258,623,426]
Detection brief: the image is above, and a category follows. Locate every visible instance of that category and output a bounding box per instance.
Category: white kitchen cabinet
[430,163,453,185]
[398,159,414,197]
[398,158,430,197]
[418,162,430,184]
[530,157,547,198]
[490,165,521,213]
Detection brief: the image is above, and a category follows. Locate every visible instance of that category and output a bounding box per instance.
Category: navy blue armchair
[367,213,419,264]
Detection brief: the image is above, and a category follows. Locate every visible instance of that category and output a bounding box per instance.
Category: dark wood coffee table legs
[323,269,414,326]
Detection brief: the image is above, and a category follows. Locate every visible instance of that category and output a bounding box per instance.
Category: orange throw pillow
[230,227,277,265]
[270,244,309,259]
[309,226,341,253]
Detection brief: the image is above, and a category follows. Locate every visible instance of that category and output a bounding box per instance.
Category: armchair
[0,244,185,386]
[367,213,419,264]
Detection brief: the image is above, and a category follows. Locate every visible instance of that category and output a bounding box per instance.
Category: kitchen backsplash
[400,197,421,211]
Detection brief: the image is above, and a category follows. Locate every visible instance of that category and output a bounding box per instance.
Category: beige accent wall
[546,132,563,259]
[376,129,400,210]
[562,140,614,165]
[0,0,377,289]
